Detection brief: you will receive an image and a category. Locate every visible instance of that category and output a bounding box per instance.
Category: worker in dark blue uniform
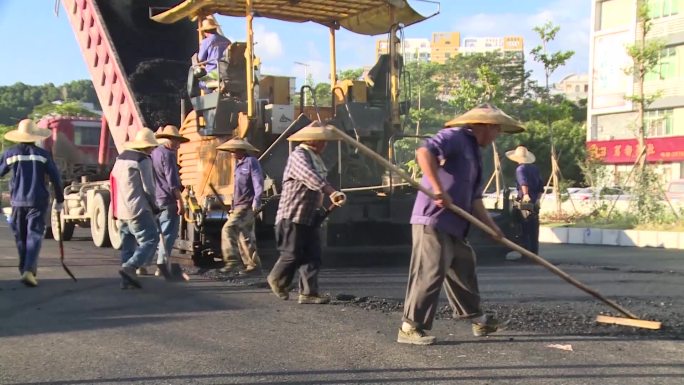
[0,119,64,287]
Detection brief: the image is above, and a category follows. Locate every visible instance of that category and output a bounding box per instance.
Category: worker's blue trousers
[10,206,47,275]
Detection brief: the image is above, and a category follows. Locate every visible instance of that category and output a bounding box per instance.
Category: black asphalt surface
[1,225,683,384]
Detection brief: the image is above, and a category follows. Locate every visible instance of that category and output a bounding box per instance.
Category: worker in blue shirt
[0,119,64,287]
[506,145,544,254]
[216,137,264,275]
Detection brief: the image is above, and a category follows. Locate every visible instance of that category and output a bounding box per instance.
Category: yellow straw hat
[198,18,220,32]
[506,145,536,164]
[444,103,525,133]
[124,128,159,150]
[4,119,52,143]
[287,121,341,142]
[155,125,189,143]
[216,137,259,153]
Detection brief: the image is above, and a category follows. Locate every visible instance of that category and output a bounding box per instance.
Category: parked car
[665,179,684,203]
[570,187,630,202]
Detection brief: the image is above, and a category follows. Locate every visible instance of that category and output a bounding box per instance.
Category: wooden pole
[329,125,639,320]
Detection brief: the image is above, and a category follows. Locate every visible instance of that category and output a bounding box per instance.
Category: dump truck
[59,0,515,265]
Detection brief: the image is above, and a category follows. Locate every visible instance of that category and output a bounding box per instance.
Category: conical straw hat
[124,128,159,150]
[155,125,189,143]
[198,18,220,31]
[4,119,52,143]
[287,121,341,142]
[444,103,525,133]
[216,137,259,153]
[506,145,536,164]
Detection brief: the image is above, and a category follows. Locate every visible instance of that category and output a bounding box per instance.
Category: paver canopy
[151,0,430,35]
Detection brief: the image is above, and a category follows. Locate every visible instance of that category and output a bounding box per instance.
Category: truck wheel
[51,207,75,241]
[108,204,122,250]
[91,192,111,247]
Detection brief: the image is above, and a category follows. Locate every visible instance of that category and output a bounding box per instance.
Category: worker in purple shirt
[506,145,544,254]
[0,119,64,287]
[196,17,231,91]
[145,125,189,276]
[397,104,525,346]
[216,137,264,275]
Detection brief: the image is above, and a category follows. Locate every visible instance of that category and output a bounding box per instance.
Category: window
[648,0,681,18]
[74,125,101,146]
[445,53,451,59]
[645,109,673,137]
[584,85,589,92]
[646,46,678,81]
[575,85,580,92]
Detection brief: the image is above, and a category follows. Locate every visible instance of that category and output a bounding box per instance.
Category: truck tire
[108,204,122,250]
[51,207,75,241]
[91,192,111,247]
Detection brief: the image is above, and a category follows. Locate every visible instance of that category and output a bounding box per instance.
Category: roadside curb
[539,226,684,249]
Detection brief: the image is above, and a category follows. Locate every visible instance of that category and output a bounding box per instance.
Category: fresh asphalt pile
[197,268,684,340]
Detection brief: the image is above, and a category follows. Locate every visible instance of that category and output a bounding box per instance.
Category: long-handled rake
[56,210,77,282]
[329,125,661,330]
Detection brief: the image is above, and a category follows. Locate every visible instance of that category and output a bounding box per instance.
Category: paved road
[0,226,683,384]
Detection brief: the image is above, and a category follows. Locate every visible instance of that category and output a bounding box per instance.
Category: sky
[0,0,590,88]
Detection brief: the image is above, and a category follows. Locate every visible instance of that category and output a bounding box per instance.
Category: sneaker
[219,264,239,274]
[267,276,289,300]
[119,266,142,289]
[136,266,149,276]
[154,268,161,277]
[238,265,262,276]
[298,293,331,304]
[472,315,504,337]
[397,327,436,345]
[20,271,38,287]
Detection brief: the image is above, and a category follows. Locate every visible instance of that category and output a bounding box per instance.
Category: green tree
[337,68,364,81]
[530,21,575,214]
[30,101,99,120]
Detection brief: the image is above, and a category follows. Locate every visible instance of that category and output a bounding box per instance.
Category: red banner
[586,136,684,164]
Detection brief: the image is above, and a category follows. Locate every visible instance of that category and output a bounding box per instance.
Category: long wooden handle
[329,126,638,319]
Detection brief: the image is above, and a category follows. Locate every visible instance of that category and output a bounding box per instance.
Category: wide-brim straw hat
[124,128,159,150]
[198,18,220,31]
[217,137,259,153]
[506,145,536,164]
[155,125,189,143]
[444,103,525,133]
[287,121,341,142]
[4,119,51,143]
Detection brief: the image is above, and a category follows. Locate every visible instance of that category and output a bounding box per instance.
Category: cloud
[253,23,284,61]
[453,0,590,83]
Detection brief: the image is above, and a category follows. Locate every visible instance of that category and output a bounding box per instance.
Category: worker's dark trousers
[10,205,47,275]
[520,213,540,254]
[402,225,482,331]
[268,219,321,296]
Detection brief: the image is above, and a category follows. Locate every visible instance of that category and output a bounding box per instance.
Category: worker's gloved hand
[330,191,347,207]
[522,194,532,203]
[252,203,261,213]
[53,201,64,212]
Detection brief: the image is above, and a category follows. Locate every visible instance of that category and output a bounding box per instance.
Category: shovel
[155,219,189,282]
[56,209,77,282]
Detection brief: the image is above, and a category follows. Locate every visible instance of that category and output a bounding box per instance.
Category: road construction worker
[506,145,543,255]
[196,17,231,91]
[0,119,64,287]
[267,121,347,304]
[397,104,524,345]
[142,125,189,276]
[110,128,160,289]
[216,137,264,275]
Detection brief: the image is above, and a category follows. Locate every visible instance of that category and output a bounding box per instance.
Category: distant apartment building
[552,73,589,102]
[430,32,460,64]
[459,36,525,59]
[376,38,431,63]
[375,32,523,64]
[588,0,684,183]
